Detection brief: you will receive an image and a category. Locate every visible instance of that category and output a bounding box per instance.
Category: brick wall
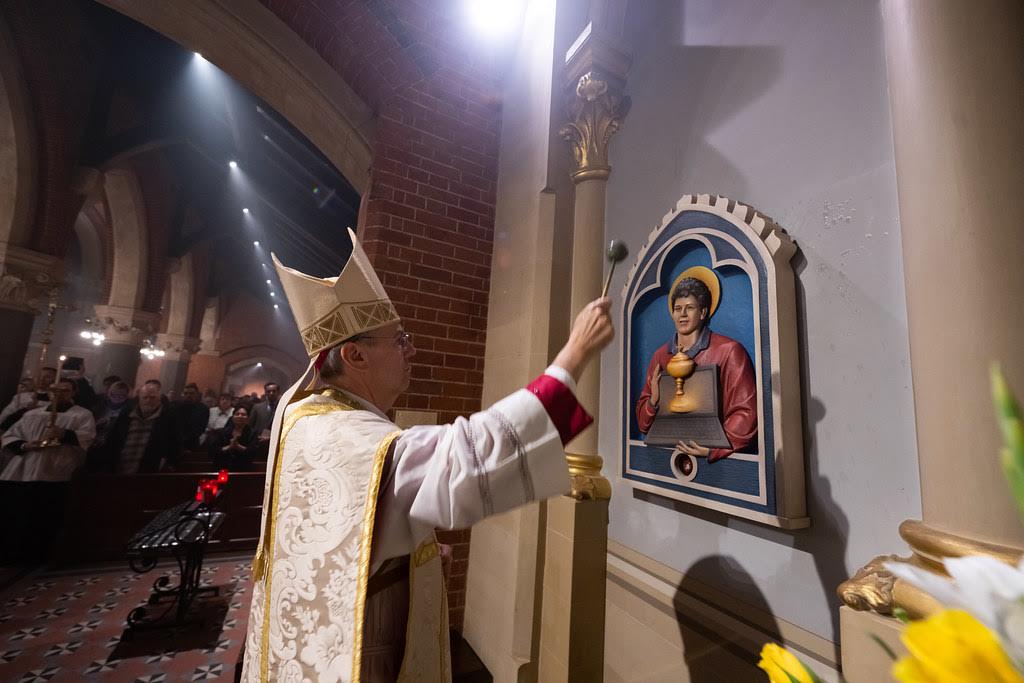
[261,0,503,630]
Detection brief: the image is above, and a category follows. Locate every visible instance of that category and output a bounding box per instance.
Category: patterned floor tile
[35,607,67,621]
[5,596,36,608]
[83,658,121,673]
[9,627,46,641]
[145,651,175,663]
[67,619,101,634]
[18,667,60,682]
[192,663,223,680]
[203,638,231,654]
[43,640,82,656]
[0,555,251,682]
[26,582,55,593]
[135,674,167,683]
[88,601,119,614]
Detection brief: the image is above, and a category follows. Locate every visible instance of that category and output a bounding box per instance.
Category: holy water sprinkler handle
[601,239,629,298]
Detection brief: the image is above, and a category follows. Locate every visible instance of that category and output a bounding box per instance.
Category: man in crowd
[0,378,96,560]
[60,357,96,411]
[0,366,56,431]
[202,392,234,445]
[248,382,279,440]
[242,229,614,681]
[173,382,210,451]
[92,380,131,446]
[90,379,182,474]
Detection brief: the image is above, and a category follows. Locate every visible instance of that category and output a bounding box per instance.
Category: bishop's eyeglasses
[351,331,413,349]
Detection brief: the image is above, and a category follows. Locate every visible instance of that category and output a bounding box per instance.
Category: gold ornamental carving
[560,71,631,183]
[838,519,1024,620]
[566,453,612,500]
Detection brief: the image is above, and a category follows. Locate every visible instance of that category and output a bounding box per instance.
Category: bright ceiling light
[266,279,271,284]
[270,291,276,297]
[253,240,260,247]
[464,0,525,37]
[273,304,279,310]
[256,362,263,368]
[242,207,250,214]
[229,160,238,169]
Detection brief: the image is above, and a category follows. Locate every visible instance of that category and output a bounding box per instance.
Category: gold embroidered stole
[252,388,400,683]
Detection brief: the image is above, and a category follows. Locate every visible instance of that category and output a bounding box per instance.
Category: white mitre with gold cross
[272,227,400,358]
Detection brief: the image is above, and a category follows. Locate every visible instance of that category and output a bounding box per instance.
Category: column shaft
[882,0,1024,544]
[0,308,34,407]
[567,178,608,455]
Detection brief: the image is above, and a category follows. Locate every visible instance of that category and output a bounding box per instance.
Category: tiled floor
[0,553,251,682]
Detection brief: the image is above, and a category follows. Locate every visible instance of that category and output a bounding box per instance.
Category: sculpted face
[672,294,708,337]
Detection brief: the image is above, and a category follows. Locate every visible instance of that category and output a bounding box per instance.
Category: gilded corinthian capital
[560,71,631,183]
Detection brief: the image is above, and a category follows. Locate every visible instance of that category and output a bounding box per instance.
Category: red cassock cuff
[526,374,593,446]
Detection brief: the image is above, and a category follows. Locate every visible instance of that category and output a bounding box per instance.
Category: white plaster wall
[600,0,920,643]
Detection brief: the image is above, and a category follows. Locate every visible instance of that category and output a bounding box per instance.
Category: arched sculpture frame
[620,194,808,529]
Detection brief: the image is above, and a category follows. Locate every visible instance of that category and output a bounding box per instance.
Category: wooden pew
[52,472,265,565]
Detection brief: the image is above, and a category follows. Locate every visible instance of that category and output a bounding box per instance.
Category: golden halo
[668,266,721,317]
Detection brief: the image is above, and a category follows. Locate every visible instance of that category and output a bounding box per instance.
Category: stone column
[537,26,630,683]
[92,304,160,387]
[840,2,1024,676]
[882,0,1024,546]
[0,242,63,407]
[155,333,200,395]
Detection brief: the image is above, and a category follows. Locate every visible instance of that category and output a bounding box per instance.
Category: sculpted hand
[650,365,663,406]
[553,297,615,382]
[676,440,710,457]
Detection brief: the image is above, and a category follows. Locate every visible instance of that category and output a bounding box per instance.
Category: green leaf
[892,607,911,624]
[991,364,1024,520]
[869,632,899,661]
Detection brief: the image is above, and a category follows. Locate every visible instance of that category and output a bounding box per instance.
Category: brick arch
[94,0,375,194]
[0,10,35,247]
[102,167,148,310]
[221,344,305,384]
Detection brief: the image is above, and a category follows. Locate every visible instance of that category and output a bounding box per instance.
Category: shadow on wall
[791,251,849,663]
[677,556,781,682]
[620,0,784,207]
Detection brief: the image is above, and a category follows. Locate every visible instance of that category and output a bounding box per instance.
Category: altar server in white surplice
[0,377,96,562]
[242,229,613,683]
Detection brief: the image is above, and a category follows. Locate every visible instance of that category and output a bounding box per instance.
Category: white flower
[887,555,1024,667]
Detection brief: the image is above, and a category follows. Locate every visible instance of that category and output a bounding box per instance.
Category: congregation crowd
[0,357,278,562]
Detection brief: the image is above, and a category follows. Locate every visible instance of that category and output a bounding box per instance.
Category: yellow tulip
[758,643,819,683]
[893,609,1024,683]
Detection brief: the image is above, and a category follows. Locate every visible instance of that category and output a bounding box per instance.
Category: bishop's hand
[553,297,615,382]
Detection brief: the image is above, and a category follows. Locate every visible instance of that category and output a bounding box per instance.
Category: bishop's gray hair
[319,344,346,380]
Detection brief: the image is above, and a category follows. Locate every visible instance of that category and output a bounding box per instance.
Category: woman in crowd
[208,402,266,470]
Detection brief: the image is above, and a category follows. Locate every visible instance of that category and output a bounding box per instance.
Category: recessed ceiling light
[253,240,260,246]
[229,160,237,169]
